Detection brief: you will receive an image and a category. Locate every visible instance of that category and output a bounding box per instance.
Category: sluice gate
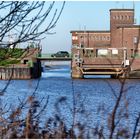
[71,47,139,79]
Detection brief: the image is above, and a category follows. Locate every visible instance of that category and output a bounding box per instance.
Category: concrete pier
[0,66,31,80]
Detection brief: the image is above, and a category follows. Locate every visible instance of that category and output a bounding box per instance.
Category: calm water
[0,63,140,133]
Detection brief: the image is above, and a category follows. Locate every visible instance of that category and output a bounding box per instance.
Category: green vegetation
[27,60,34,67]
[0,48,24,66]
[131,54,140,58]
[0,59,20,66]
[9,48,25,58]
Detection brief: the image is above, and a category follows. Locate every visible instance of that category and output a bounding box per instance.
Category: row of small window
[80,36,110,41]
[74,49,120,58]
[75,49,140,58]
[72,35,110,41]
[112,15,133,20]
[84,49,119,56]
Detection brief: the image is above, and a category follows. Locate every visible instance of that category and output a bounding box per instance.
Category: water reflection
[0,64,140,133]
[42,65,71,78]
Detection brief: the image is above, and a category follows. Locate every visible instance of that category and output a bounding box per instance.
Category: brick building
[70,9,140,78]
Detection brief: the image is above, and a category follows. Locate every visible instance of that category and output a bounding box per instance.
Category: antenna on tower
[115,1,119,9]
[79,24,81,30]
[133,1,136,24]
[133,0,135,10]
[122,3,124,9]
[84,25,86,31]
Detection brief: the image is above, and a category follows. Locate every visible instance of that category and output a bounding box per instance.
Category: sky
[42,1,140,54]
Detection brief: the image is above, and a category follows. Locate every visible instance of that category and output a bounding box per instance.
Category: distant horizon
[42,1,140,54]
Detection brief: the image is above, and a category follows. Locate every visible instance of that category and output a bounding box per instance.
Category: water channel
[0,61,140,135]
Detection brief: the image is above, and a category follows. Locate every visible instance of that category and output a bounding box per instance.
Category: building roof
[110,9,134,12]
[70,30,110,33]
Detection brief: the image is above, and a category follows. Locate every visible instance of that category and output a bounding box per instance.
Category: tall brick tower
[110,9,134,49]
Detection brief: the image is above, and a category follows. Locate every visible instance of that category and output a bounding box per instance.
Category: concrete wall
[0,67,31,80]
[0,60,42,80]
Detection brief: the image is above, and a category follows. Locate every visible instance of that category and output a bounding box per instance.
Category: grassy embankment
[0,48,24,66]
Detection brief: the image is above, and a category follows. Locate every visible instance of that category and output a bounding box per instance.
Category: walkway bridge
[37,53,72,61]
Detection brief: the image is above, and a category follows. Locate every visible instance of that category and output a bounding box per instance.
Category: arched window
[127,15,129,20]
[89,36,92,40]
[113,16,115,19]
[107,36,110,41]
[103,36,105,40]
[101,36,104,40]
[120,15,122,20]
[125,15,127,20]
[96,36,99,40]
[94,36,97,40]
[72,36,78,40]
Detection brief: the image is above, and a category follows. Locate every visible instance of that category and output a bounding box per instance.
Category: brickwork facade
[70,8,140,78]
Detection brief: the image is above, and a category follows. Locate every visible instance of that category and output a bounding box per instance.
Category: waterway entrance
[0,62,140,137]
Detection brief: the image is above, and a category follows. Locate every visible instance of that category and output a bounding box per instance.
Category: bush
[0,48,24,66]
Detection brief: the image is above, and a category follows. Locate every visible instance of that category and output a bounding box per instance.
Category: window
[72,36,78,40]
[74,54,79,59]
[107,36,110,41]
[133,36,138,44]
[84,49,94,57]
[113,16,116,20]
[103,36,106,40]
[92,36,95,40]
[96,36,99,40]
[112,49,118,55]
[95,36,97,41]
[81,44,84,48]
[131,49,134,58]
[97,49,108,57]
[101,36,103,40]
[125,15,127,20]
[24,60,28,64]
[89,36,92,40]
